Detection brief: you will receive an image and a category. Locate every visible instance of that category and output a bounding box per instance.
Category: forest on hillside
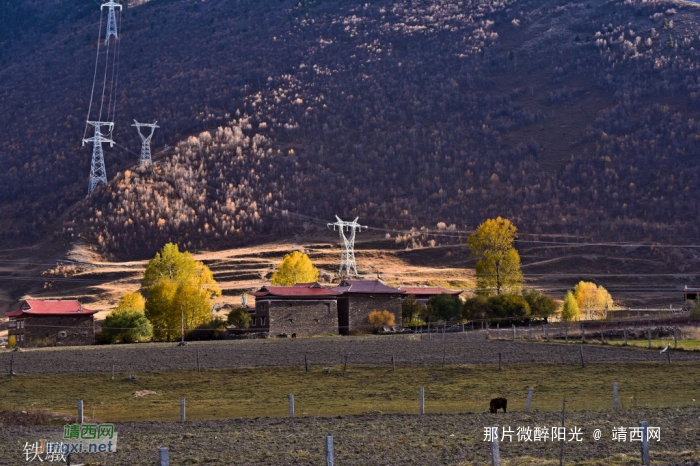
[1,0,699,258]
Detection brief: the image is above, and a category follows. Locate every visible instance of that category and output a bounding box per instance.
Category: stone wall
[345,294,403,333]
[265,300,339,336]
[11,315,95,347]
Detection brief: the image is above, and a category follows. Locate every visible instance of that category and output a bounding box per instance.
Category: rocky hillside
[1,0,700,259]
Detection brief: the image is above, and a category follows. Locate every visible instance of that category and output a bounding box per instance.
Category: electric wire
[83,7,104,140]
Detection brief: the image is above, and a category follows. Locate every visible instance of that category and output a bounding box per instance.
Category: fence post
[512,324,516,341]
[196,350,200,373]
[648,329,651,349]
[640,421,650,466]
[579,345,585,369]
[581,323,585,343]
[304,353,309,372]
[498,352,502,371]
[613,382,618,411]
[525,387,534,413]
[325,436,335,466]
[419,387,425,415]
[78,400,83,424]
[490,428,501,466]
[158,447,169,466]
[181,398,186,422]
[343,354,349,372]
[559,399,566,466]
[673,328,677,349]
[565,323,569,342]
[392,355,396,371]
[289,394,294,418]
[623,328,627,346]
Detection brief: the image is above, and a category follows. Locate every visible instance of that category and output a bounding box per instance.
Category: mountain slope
[1,0,700,259]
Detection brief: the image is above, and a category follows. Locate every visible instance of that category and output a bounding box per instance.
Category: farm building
[333,280,405,334]
[251,283,340,336]
[398,286,463,305]
[684,285,700,302]
[6,299,97,347]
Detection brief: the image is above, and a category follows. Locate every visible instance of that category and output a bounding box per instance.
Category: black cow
[490,397,508,413]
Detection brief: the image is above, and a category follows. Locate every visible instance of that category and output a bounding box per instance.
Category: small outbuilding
[333,280,405,334]
[251,283,340,336]
[398,286,463,305]
[6,299,97,347]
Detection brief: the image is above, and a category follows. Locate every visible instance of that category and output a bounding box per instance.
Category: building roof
[332,279,405,294]
[252,285,340,298]
[6,299,97,317]
[398,286,462,296]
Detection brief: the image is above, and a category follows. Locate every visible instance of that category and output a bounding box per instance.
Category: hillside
[1,0,700,259]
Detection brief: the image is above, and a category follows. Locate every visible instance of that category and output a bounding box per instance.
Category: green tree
[561,290,579,322]
[462,295,491,320]
[102,309,153,343]
[143,243,221,340]
[467,217,523,295]
[227,307,252,328]
[523,290,558,322]
[426,294,462,322]
[574,281,613,320]
[401,295,426,326]
[271,251,319,286]
[486,294,530,320]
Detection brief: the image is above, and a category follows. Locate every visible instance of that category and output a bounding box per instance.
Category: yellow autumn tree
[574,281,613,320]
[560,290,579,322]
[143,243,221,340]
[271,251,319,286]
[467,217,523,295]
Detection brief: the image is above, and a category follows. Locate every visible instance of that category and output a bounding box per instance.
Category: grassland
[1,363,699,423]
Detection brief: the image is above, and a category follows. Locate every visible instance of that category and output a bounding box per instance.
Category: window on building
[325,303,331,315]
[262,317,266,326]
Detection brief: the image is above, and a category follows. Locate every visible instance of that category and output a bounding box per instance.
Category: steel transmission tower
[83,121,114,195]
[102,1,122,44]
[327,216,367,277]
[132,120,159,166]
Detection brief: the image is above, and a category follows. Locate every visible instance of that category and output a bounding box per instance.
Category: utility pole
[132,120,159,166]
[327,216,367,277]
[83,121,114,195]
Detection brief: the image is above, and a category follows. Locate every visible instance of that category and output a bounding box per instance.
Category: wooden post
[196,350,200,373]
[159,447,169,466]
[667,346,671,365]
[581,323,585,343]
[512,324,516,341]
[559,399,566,466]
[565,323,569,343]
[78,400,84,424]
[613,382,618,411]
[419,387,425,415]
[392,355,396,371]
[490,428,501,466]
[623,328,628,346]
[9,354,14,380]
[442,325,445,340]
[304,353,309,372]
[112,357,115,381]
[462,323,465,333]
[674,328,677,349]
[325,436,335,466]
[525,387,534,413]
[580,345,585,369]
[640,421,650,466]
[648,329,651,348]
[498,352,502,371]
[542,322,546,340]
[181,398,186,422]
[428,321,431,340]
[289,394,294,418]
[343,354,349,372]
[442,348,446,368]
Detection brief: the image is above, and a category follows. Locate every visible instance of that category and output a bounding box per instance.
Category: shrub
[426,294,462,322]
[186,317,228,341]
[227,307,252,328]
[7,335,16,348]
[690,301,700,319]
[368,310,396,329]
[401,295,425,326]
[102,309,154,344]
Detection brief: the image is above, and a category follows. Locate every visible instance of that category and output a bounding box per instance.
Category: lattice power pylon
[327,216,367,277]
[102,1,122,44]
[132,120,159,166]
[83,121,114,195]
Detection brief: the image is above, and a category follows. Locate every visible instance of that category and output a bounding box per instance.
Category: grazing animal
[490,397,508,414]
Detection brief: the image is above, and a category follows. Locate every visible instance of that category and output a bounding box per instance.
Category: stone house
[332,280,405,334]
[251,283,340,336]
[6,299,97,347]
[398,286,463,305]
